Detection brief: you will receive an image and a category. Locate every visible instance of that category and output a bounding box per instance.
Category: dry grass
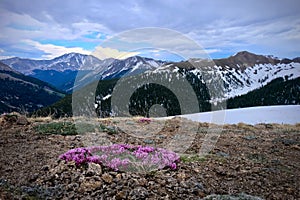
[28,116,53,123]
[21,115,300,137]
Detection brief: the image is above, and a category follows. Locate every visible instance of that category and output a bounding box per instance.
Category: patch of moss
[34,122,77,136]
[180,154,206,163]
[99,124,118,135]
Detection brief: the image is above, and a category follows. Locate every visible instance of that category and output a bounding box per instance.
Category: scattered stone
[203,193,263,200]
[101,173,113,184]
[243,135,257,140]
[115,190,127,200]
[143,139,154,144]
[41,165,50,172]
[16,115,29,125]
[265,124,273,129]
[1,117,299,199]
[129,186,149,199]
[216,151,230,157]
[1,112,30,126]
[79,180,102,193]
[86,163,102,176]
[282,139,297,146]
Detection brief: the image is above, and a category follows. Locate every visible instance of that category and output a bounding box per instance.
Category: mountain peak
[0,62,18,73]
[214,51,280,70]
[233,51,256,57]
[53,52,86,60]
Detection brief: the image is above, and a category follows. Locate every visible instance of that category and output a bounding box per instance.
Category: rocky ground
[0,114,299,199]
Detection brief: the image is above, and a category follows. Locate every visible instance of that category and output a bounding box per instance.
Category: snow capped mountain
[153,51,300,99]
[1,53,103,74]
[1,53,165,92]
[0,62,18,73]
[71,56,165,91]
[1,51,299,99]
[1,53,164,75]
[96,56,164,80]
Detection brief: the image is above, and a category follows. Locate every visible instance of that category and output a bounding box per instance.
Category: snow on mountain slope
[152,51,300,99]
[0,61,19,73]
[176,105,300,125]
[71,56,165,91]
[1,53,103,74]
[2,51,299,98]
[1,53,164,92]
[189,62,300,98]
[101,56,164,79]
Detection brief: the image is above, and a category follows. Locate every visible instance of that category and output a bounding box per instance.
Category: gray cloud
[0,0,300,58]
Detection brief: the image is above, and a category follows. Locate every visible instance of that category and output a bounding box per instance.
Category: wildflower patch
[59,144,180,172]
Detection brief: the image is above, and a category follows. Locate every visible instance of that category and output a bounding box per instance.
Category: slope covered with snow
[188,62,300,98]
[71,56,165,91]
[178,105,300,125]
[153,51,300,99]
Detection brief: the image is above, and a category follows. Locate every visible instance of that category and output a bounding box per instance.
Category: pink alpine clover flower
[59,144,180,172]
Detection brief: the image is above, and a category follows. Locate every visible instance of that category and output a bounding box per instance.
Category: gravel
[1,114,300,199]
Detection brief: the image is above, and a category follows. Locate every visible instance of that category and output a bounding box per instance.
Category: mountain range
[1,54,164,92]
[1,51,300,116]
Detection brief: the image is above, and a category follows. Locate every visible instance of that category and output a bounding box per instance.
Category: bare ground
[0,115,299,199]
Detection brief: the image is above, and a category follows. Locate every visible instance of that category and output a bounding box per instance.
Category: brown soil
[0,115,299,199]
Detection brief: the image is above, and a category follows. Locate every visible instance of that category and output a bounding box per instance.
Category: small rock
[79,180,101,193]
[216,151,230,157]
[125,121,135,125]
[86,163,102,176]
[203,193,263,200]
[129,186,149,199]
[216,167,227,176]
[115,190,127,200]
[66,183,79,191]
[176,172,187,181]
[116,173,122,181]
[41,165,50,171]
[292,145,300,150]
[271,159,281,165]
[243,135,257,140]
[143,139,154,144]
[138,177,148,186]
[101,173,113,184]
[16,115,29,125]
[265,124,273,129]
[282,139,297,146]
[29,173,39,182]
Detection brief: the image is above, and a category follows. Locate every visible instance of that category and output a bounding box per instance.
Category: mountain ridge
[2,51,300,75]
[0,62,65,114]
[1,51,300,116]
[1,53,165,92]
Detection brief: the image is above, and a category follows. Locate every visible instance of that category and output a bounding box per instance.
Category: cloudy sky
[0,0,299,61]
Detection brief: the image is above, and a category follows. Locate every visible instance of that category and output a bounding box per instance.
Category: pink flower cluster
[138,118,152,123]
[59,144,180,171]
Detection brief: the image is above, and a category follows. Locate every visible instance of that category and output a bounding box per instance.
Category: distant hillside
[227,77,300,108]
[33,73,300,118]
[30,69,91,93]
[168,51,300,98]
[0,62,65,114]
[32,78,118,118]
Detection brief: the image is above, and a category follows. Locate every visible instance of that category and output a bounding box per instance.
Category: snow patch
[177,105,300,125]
